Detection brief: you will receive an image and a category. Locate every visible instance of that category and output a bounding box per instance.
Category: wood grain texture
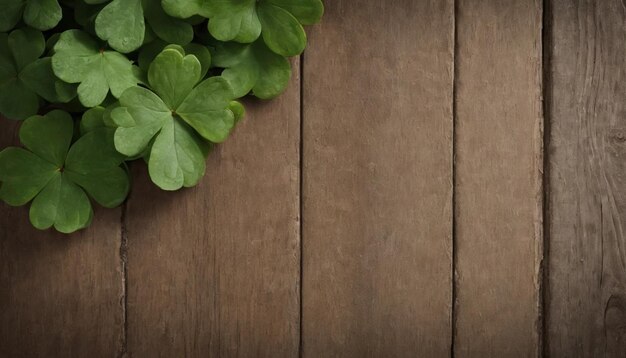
[301,0,454,356]
[547,0,626,356]
[454,0,543,356]
[0,118,124,357]
[125,61,301,357]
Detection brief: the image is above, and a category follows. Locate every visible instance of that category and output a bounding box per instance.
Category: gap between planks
[451,0,459,355]
[540,0,552,356]
[299,52,305,358]
[118,196,129,357]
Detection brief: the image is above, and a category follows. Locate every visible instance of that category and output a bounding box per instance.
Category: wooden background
[1,0,625,356]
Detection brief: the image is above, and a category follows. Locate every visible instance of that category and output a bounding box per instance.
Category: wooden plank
[0,118,124,357]
[125,62,301,356]
[546,0,626,356]
[301,0,454,356]
[454,0,543,356]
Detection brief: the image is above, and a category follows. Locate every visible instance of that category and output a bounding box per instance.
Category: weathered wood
[454,0,543,356]
[547,0,626,356]
[0,118,124,357]
[301,0,454,356]
[125,62,301,357]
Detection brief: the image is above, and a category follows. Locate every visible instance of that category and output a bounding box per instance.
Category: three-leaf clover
[0,110,130,233]
[211,39,291,99]
[164,0,323,57]
[0,0,322,234]
[52,30,140,108]
[112,48,239,190]
[92,0,194,53]
[0,28,75,120]
[0,0,62,32]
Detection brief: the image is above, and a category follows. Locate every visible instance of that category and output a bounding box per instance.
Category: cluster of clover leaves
[0,0,323,234]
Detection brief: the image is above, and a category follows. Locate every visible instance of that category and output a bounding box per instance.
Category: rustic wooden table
[1,0,624,357]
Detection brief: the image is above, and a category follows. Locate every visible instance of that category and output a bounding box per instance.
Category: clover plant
[0,0,323,233]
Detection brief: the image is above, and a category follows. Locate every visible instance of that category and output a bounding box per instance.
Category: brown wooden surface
[301,0,454,356]
[546,0,626,356]
[454,0,543,356]
[0,120,124,357]
[124,63,301,357]
[5,1,626,356]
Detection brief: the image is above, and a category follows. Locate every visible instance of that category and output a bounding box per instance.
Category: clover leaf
[0,0,62,32]
[211,39,291,99]
[79,103,118,135]
[91,0,193,53]
[138,40,212,79]
[0,110,130,233]
[112,48,238,190]
[0,0,322,234]
[161,0,209,19]
[228,100,245,123]
[165,0,323,57]
[0,28,76,120]
[52,30,140,108]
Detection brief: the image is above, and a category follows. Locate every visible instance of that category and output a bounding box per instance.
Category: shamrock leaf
[212,39,291,99]
[229,100,245,123]
[0,28,76,120]
[0,110,130,233]
[161,0,210,19]
[112,48,238,190]
[0,0,62,32]
[52,30,140,108]
[92,0,193,53]
[143,0,195,47]
[172,0,323,57]
[138,40,212,79]
[94,0,145,53]
[79,103,118,135]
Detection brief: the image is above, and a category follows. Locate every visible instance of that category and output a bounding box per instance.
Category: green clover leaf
[228,100,245,123]
[79,103,119,135]
[91,0,194,53]
[143,0,195,47]
[161,0,210,19]
[138,40,212,79]
[211,39,291,99]
[0,28,76,120]
[112,48,238,190]
[0,110,130,233]
[204,0,261,44]
[0,0,62,32]
[166,0,323,57]
[51,30,140,108]
[0,0,321,234]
